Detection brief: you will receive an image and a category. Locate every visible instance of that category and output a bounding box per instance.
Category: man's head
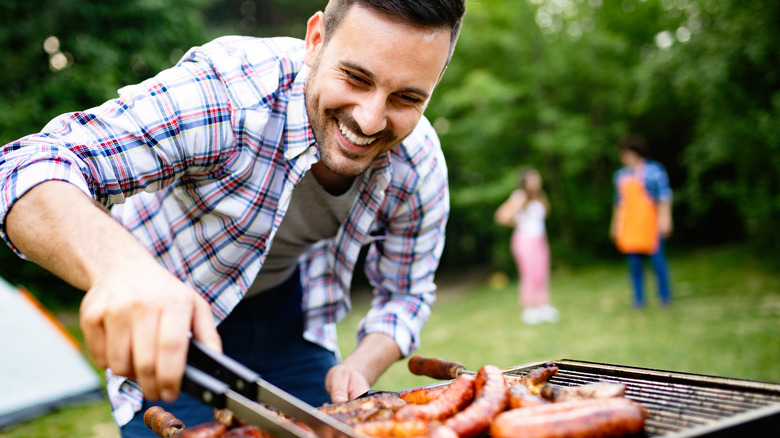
[303,0,466,177]
[618,134,648,167]
[323,0,465,66]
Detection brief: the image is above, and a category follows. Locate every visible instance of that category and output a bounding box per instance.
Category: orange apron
[615,166,658,254]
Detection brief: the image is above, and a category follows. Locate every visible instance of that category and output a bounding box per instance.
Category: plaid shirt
[0,36,449,425]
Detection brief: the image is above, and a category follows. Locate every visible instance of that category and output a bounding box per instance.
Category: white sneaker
[539,305,560,323]
[522,307,543,324]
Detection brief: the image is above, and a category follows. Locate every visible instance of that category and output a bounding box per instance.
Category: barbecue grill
[499,359,780,437]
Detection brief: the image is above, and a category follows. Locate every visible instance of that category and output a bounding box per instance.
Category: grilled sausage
[319,392,407,425]
[354,419,430,437]
[490,397,647,438]
[176,421,228,438]
[395,374,476,421]
[504,363,559,394]
[508,382,549,409]
[222,425,276,437]
[398,385,448,405]
[144,406,186,437]
[443,364,508,438]
[407,356,467,380]
[540,382,627,402]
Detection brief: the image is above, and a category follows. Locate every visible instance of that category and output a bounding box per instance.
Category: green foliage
[0,0,216,306]
[429,0,780,269]
[2,0,779,303]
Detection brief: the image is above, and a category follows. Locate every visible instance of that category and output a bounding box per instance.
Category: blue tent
[0,276,103,429]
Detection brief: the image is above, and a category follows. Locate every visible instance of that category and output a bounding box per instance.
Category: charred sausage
[540,382,627,402]
[176,422,228,438]
[222,425,276,437]
[398,385,448,405]
[319,392,407,425]
[354,419,430,437]
[395,374,476,421]
[143,406,185,437]
[490,397,647,438]
[443,364,508,438]
[508,382,549,409]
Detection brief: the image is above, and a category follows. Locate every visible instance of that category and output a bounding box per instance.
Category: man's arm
[658,200,673,238]
[5,181,221,401]
[324,332,401,403]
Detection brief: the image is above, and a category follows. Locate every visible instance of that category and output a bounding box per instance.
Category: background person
[609,134,674,308]
[495,166,558,324]
[0,1,466,436]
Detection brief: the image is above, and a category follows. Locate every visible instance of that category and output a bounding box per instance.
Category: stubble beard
[305,61,400,178]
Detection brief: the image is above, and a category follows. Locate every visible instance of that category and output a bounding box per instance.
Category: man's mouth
[338,120,376,146]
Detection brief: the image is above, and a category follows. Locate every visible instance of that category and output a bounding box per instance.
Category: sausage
[398,385,448,405]
[407,356,467,380]
[354,419,430,437]
[540,382,627,402]
[319,392,407,424]
[222,425,276,437]
[508,382,549,409]
[443,364,508,438]
[214,408,245,429]
[490,398,648,438]
[395,374,476,421]
[504,363,559,394]
[143,406,186,437]
[176,422,228,438]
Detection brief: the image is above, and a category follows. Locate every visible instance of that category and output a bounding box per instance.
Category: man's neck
[310,162,356,196]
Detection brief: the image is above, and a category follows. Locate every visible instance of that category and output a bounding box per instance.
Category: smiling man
[0,0,465,436]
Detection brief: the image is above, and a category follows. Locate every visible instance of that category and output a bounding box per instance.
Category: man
[0,0,466,435]
[609,134,673,308]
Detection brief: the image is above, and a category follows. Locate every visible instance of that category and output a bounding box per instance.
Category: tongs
[183,339,364,438]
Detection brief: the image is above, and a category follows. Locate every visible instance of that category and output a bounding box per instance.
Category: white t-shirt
[514,196,547,238]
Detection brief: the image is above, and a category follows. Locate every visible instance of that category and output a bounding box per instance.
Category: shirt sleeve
[646,161,673,203]
[358,127,449,356]
[0,47,236,254]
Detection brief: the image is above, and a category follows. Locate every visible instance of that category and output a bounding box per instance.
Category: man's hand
[325,332,401,403]
[80,260,221,401]
[325,363,372,403]
[6,181,221,401]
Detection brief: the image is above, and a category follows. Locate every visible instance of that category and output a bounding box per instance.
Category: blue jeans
[626,239,672,307]
[120,270,338,437]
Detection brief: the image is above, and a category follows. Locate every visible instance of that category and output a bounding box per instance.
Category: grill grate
[503,360,780,437]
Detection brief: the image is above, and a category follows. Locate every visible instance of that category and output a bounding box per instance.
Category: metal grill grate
[503,360,780,437]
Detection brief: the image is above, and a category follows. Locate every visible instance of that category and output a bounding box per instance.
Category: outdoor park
[1,1,779,437]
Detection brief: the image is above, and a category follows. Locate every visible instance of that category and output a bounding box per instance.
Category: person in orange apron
[610,135,673,308]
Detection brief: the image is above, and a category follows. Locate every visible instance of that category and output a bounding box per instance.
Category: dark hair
[323,0,465,63]
[618,134,649,158]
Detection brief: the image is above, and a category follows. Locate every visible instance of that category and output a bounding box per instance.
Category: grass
[2,244,778,437]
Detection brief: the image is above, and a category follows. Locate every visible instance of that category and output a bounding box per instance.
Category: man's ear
[304,11,325,67]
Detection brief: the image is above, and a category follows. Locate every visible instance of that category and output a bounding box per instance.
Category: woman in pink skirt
[495,167,558,324]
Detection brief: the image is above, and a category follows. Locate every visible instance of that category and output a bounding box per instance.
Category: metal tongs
[183,339,363,438]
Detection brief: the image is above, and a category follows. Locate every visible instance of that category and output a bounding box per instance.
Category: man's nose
[353,93,388,136]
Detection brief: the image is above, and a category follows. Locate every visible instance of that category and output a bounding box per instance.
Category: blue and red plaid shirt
[0,36,449,425]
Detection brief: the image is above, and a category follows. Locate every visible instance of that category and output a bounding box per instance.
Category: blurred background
[0,0,778,436]
[2,0,779,297]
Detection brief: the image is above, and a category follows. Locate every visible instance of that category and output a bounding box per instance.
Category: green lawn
[2,244,778,437]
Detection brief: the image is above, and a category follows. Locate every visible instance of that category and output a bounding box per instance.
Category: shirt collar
[284,65,318,161]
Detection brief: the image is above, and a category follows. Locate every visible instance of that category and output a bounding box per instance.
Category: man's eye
[398,94,423,104]
[346,71,368,85]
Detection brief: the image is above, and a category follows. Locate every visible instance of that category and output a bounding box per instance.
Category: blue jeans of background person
[626,238,672,307]
[120,270,338,438]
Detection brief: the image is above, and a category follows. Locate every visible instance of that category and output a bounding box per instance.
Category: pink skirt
[510,231,550,307]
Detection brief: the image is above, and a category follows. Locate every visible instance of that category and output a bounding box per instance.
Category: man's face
[303,5,451,177]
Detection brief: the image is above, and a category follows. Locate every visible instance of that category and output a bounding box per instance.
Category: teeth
[339,121,375,146]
